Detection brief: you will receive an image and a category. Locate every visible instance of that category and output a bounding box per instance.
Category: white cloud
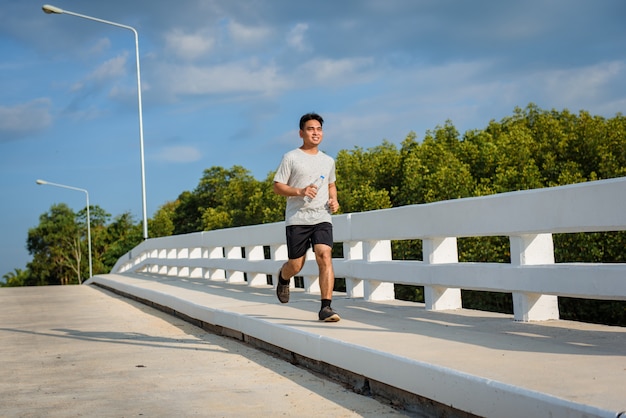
[71,53,128,92]
[159,62,289,97]
[164,28,215,61]
[0,98,52,141]
[287,23,309,51]
[87,38,112,56]
[108,84,138,102]
[153,145,202,163]
[228,20,272,45]
[298,57,375,84]
[89,53,128,82]
[541,61,625,104]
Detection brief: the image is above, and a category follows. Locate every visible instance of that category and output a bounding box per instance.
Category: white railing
[112,177,626,322]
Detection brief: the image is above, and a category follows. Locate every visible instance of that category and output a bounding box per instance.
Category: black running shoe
[318,306,341,322]
[276,269,289,304]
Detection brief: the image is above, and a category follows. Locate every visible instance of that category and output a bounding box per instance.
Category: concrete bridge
[7,177,626,417]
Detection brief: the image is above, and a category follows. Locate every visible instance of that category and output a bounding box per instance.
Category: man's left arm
[327,183,340,213]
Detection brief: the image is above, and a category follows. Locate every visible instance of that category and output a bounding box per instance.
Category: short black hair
[299,113,324,130]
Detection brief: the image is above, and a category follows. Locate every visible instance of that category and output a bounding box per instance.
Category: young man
[273,112,341,322]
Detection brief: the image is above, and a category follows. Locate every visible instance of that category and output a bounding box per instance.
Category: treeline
[5,104,625,325]
[3,206,144,287]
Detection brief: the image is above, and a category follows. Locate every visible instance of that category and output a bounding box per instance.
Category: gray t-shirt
[273,148,336,226]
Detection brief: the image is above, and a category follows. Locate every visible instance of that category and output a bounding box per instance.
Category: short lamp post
[36,179,92,283]
[42,4,149,240]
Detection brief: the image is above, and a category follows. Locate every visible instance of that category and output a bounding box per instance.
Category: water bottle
[304,175,324,203]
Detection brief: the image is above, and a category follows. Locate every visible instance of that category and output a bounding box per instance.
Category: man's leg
[280,256,305,281]
[313,244,334,300]
[314,244,340,322]
[276,256,305,304]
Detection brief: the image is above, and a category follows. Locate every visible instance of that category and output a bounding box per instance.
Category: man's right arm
[274,181,319,200]
[273,181,302,197]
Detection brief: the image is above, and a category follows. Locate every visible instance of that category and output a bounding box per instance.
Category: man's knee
[314,245,332,264]
[285,257,305,274]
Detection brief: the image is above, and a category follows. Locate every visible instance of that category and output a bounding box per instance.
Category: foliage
[172,166,284,233]
[26,204,82,285]
[335,140,399,212]
[99,212,143,270]
[149,201,178,238]
[333,104,626,324]
[1,268,29,287]
[22,206,141,285]
[398,126,475,205]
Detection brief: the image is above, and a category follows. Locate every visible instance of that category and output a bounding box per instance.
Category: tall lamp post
[36,179,93,283]
[42,4,148,240]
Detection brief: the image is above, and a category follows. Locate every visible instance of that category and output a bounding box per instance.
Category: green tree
[26,203,82,285]
[100,212,143,271]
[253,172,285,224]
[173,166,260,233]
[1,268,29,287]
[336,140,400,213]
[171,191,203,234]
[79,205,111,276]
[398,129,475,205]
[598,113,626,178]
[150,200,178,238]
[171,166,284,233]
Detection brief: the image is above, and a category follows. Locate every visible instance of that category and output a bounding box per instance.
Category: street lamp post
[36,179,93,283]
[42,4,148,240]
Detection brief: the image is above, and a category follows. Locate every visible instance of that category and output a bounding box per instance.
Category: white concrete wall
[111,177,626,322]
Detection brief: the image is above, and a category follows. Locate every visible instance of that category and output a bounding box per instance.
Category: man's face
[299,119,323,147]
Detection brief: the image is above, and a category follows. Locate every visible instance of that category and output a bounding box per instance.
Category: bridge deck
[81,272,626,418]
[0,284,406,417]
[12,272,623,417]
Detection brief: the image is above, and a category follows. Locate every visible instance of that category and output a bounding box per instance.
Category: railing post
[246,245,267,286]
[207,246,226,281]
[509,234,559,321]
[166,248,178,276]
[177,248,189,277]
[270,243,294,289]
[189,247,203,278]
[363,240,395,301]
[344,241,364,298]
[225,246,245,283]
[147,249,157,273]
[158,249,168,275]
[423,237,462,311]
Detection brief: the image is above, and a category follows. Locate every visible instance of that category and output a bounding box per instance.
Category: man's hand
[327,198,340,213]
[303,184,319,200]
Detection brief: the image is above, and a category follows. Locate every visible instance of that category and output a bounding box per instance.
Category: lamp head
[42,4,64,14]
[36,179,48,185]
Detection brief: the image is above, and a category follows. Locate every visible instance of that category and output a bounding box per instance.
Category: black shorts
[285,222,334,259]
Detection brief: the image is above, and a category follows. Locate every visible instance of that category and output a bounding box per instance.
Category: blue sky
[1,0,625,277]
